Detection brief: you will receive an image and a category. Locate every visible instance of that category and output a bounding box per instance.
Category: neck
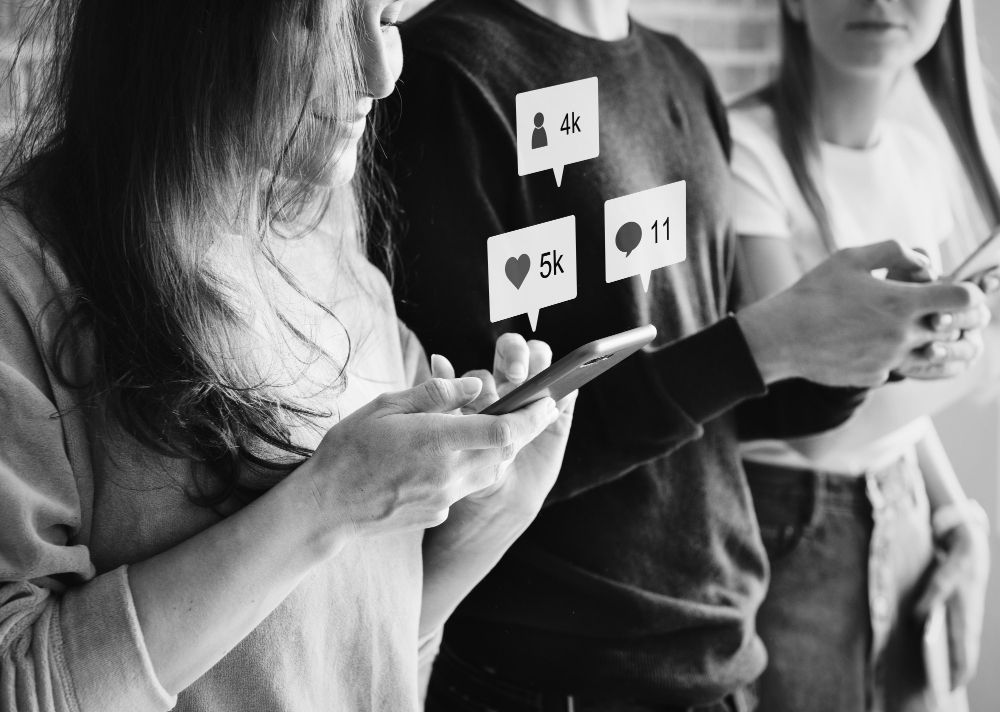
[513,0,630,41]
[812,52,897,149]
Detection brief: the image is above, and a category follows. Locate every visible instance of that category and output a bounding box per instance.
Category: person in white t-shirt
[729,1,996,710]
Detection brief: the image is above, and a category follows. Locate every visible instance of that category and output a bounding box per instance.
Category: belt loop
[566,695,575,712]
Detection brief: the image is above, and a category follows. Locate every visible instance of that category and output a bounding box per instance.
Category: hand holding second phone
[737,240,989,387]
[430,333,577,517]
[293,367,556,552]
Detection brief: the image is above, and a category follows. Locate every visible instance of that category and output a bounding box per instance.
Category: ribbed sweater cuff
[59,565,176,712]
[651,316,767,425]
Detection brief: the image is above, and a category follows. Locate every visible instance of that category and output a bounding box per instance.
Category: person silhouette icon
[531,112,547,149]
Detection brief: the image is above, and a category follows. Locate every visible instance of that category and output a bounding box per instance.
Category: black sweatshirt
[382,0,865,704]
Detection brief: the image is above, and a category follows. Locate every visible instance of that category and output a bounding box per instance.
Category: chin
[309,141,360,188]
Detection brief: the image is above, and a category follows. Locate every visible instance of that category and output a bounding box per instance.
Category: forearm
[916,425,969,510]
[129,471,342,695]
[419,499,533,637]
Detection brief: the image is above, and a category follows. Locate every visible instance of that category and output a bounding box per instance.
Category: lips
[846,19,906,31]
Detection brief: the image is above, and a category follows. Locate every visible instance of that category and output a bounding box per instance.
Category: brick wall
[631,0,779,99]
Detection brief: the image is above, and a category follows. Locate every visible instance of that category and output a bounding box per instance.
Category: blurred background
[2,0,998,706]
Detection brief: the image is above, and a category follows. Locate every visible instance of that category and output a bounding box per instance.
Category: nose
[362,32,397,100]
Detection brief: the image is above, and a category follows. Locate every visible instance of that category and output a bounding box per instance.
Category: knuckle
[426,377,452,405]
[490,419,514,448]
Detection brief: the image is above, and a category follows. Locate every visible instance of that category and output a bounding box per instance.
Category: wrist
[735,300,796,384]
[276,466,357,562]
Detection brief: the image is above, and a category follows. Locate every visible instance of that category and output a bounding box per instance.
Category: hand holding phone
[480,325,657,415]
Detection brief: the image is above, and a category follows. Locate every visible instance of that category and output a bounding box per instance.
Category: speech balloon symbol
[604,181,687,293]
[615,222,642,258]
[487,216,577,331]
[516,77,599,188]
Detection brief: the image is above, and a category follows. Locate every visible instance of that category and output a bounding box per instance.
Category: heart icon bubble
[505,254,531,289]
[615,221,642,257]
[487,216,577,331]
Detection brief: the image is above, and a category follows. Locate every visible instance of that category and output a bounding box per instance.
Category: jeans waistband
[743,454,920,518]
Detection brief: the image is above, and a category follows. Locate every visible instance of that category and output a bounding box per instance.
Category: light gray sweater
[0,209,431,711]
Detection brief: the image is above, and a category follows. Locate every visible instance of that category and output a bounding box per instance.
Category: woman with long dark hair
[730,0,994,710]
[0,1,576,709]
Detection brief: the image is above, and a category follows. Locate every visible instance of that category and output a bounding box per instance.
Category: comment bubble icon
[605,181,686,292]
[488,216,577,331]
[516,78,599,188]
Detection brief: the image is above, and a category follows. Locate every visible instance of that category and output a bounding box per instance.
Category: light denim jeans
[745,454,968,712]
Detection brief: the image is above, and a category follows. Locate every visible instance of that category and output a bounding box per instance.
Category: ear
[782,0,806,22]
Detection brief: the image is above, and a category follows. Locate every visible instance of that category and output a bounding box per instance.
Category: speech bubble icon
[488,216,577,331]
[605,181,687,293]
[516,78,599,188]
[616,221,642,258]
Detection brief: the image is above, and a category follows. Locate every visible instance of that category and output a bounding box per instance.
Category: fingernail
[933,313,954,331]
[508,362,527,380]
[928,343,948,363]
[459,377,481,395]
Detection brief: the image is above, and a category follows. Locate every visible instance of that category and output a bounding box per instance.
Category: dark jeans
[745,456,966,712]
[425,642,756,712]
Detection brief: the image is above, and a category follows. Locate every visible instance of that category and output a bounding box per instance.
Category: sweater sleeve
[384,52,768,505]
[0,238,175,712]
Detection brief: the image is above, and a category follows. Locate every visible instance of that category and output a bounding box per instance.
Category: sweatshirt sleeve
[0,239,175,712]
[383,52,767,505]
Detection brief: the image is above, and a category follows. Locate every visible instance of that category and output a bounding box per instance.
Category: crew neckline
[820,121,886,155]
[492,0,641,53]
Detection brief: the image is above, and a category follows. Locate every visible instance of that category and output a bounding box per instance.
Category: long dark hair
[1,0,386,505]
[760,0,1000,253]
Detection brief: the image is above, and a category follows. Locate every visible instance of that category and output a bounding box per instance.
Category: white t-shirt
[729,102,955,474]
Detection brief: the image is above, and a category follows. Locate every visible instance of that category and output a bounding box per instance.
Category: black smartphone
[480,325,657,416]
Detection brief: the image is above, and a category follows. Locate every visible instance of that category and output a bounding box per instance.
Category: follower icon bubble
[605,181,687,292]
[487,216,577,331]
[516,78,599,188]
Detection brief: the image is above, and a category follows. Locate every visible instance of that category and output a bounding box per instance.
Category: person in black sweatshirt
[380,0,989,709]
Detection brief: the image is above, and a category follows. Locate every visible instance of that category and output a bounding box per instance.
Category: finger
[493,333,530,386]
[382,377,482,415]
[979,270,1000,295]
[912,280,983,314]
[430,354,456,380]
[886,246,936,283]
[436,398,552,452]
[916,557,964,618]
[947,600,971,689]
[526,340,553,378]
[840,240,928,273]
[460,368,500,414]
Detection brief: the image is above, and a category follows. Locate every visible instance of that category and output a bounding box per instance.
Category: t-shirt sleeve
[0,244,175,712]
[728,111,794,241]
[383,51,767,505]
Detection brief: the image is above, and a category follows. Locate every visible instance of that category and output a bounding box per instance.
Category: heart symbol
[505,254,530,290]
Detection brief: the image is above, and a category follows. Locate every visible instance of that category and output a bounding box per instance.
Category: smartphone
[923,601,952,701]
[949,225,1000,282]
[480,324,658,416]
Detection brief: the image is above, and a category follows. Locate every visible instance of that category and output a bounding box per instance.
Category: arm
[914,426,990,690]
[1,328,549,708]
